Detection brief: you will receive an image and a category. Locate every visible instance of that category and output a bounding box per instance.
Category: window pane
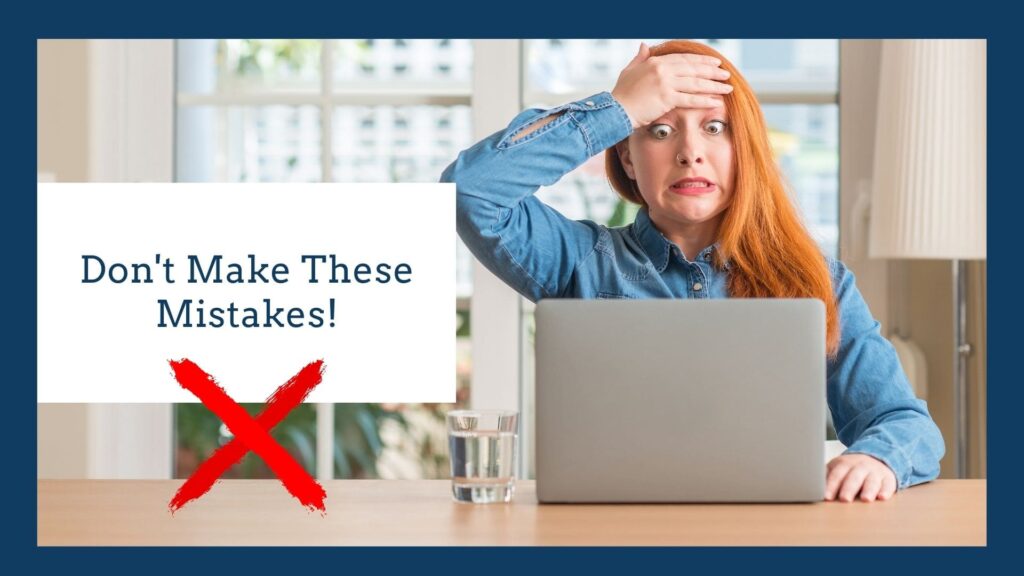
[333,39,472,87]
[527,39,660,95]
[177,39,321,94]
[176,105,322,182]
[735,39,838,93]
[330,103,473,479]
[526,39,837,98]
[174,403,316,479]
[331,105,470,183]
[763,104,839,258]
[330,103,474,296]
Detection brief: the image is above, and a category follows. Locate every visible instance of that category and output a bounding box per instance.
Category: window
[172,39,840,482]
[174,39,473,480]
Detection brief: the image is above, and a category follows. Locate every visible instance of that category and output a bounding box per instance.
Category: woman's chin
[664,208,720,226]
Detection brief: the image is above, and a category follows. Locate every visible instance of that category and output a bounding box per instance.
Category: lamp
[869,40,986,478]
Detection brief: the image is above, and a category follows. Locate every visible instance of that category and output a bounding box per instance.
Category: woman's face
[618,96,735,233]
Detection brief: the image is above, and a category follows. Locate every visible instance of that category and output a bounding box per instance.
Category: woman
[441,40,944,502]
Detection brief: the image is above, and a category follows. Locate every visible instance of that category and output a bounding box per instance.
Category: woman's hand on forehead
[611,43,734,129]
[652,95,728,124]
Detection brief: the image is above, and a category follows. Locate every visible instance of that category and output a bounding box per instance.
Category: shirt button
[585,100,595,107]
[703,252,712,261]
[693,282,703,291]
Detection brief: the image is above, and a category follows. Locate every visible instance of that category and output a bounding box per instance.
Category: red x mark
[168,359,327,514]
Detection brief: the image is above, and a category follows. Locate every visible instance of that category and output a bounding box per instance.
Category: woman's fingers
[838,467,870,502]
[859,473,883,502]
[653,56,731,81]
[674,63,732,81]
[690,65,731,81]
[611,46,733,127]
[826,454,900,503]
[674,76,734,95]
[879,470,898,500]
[672,93,724,109]
[666,74,733,109]
[824,459,849,500]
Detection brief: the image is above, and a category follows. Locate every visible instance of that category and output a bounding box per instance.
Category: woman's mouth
[669,178,716,196]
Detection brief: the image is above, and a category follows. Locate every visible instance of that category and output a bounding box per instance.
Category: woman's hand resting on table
[826,453,899,502]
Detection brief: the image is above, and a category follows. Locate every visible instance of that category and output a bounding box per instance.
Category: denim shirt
[441,91,945,489]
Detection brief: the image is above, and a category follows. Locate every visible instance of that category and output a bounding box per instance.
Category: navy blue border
[16,0,1017,569]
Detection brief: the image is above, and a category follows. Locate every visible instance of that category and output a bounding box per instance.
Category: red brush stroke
[168,359,327,514]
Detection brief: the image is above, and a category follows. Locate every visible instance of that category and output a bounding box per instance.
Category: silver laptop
[535,299,825,503]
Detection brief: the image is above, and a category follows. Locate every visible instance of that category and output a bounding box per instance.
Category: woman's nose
[675,131,705,165]
[675,151,704,165]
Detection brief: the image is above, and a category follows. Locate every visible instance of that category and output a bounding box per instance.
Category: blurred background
[38,39,985,481]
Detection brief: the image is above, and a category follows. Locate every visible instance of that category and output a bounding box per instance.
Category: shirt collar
[632,208,731,272]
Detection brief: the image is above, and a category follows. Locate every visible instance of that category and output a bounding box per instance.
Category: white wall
[37,40,174,479]
[38,40,91,478]
[38,40,90,182]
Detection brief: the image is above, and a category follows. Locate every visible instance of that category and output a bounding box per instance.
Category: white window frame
[89,39,888,481]
[464,41,526,477]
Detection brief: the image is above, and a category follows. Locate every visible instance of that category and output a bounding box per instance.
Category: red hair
[605,40,840,357]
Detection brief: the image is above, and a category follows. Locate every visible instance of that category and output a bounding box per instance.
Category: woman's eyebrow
[650,108,727,124]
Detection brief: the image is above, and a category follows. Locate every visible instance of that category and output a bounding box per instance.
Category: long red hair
[605,40,840,357]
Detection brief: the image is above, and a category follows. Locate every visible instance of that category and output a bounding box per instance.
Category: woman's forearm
[441,92,632,210]
[826,259,946,489]
[440,92,633,300]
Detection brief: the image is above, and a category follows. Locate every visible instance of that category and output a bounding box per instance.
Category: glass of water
[446,409,518,504]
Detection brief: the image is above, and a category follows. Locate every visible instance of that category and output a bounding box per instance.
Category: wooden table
[38,479,985,546]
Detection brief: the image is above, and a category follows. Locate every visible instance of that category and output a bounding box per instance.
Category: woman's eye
[649,124,674,139]
[705,120,727,135]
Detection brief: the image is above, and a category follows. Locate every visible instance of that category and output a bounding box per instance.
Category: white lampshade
[869,40,986,260]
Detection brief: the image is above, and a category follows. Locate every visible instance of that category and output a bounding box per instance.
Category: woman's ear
[615,140,637,180]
